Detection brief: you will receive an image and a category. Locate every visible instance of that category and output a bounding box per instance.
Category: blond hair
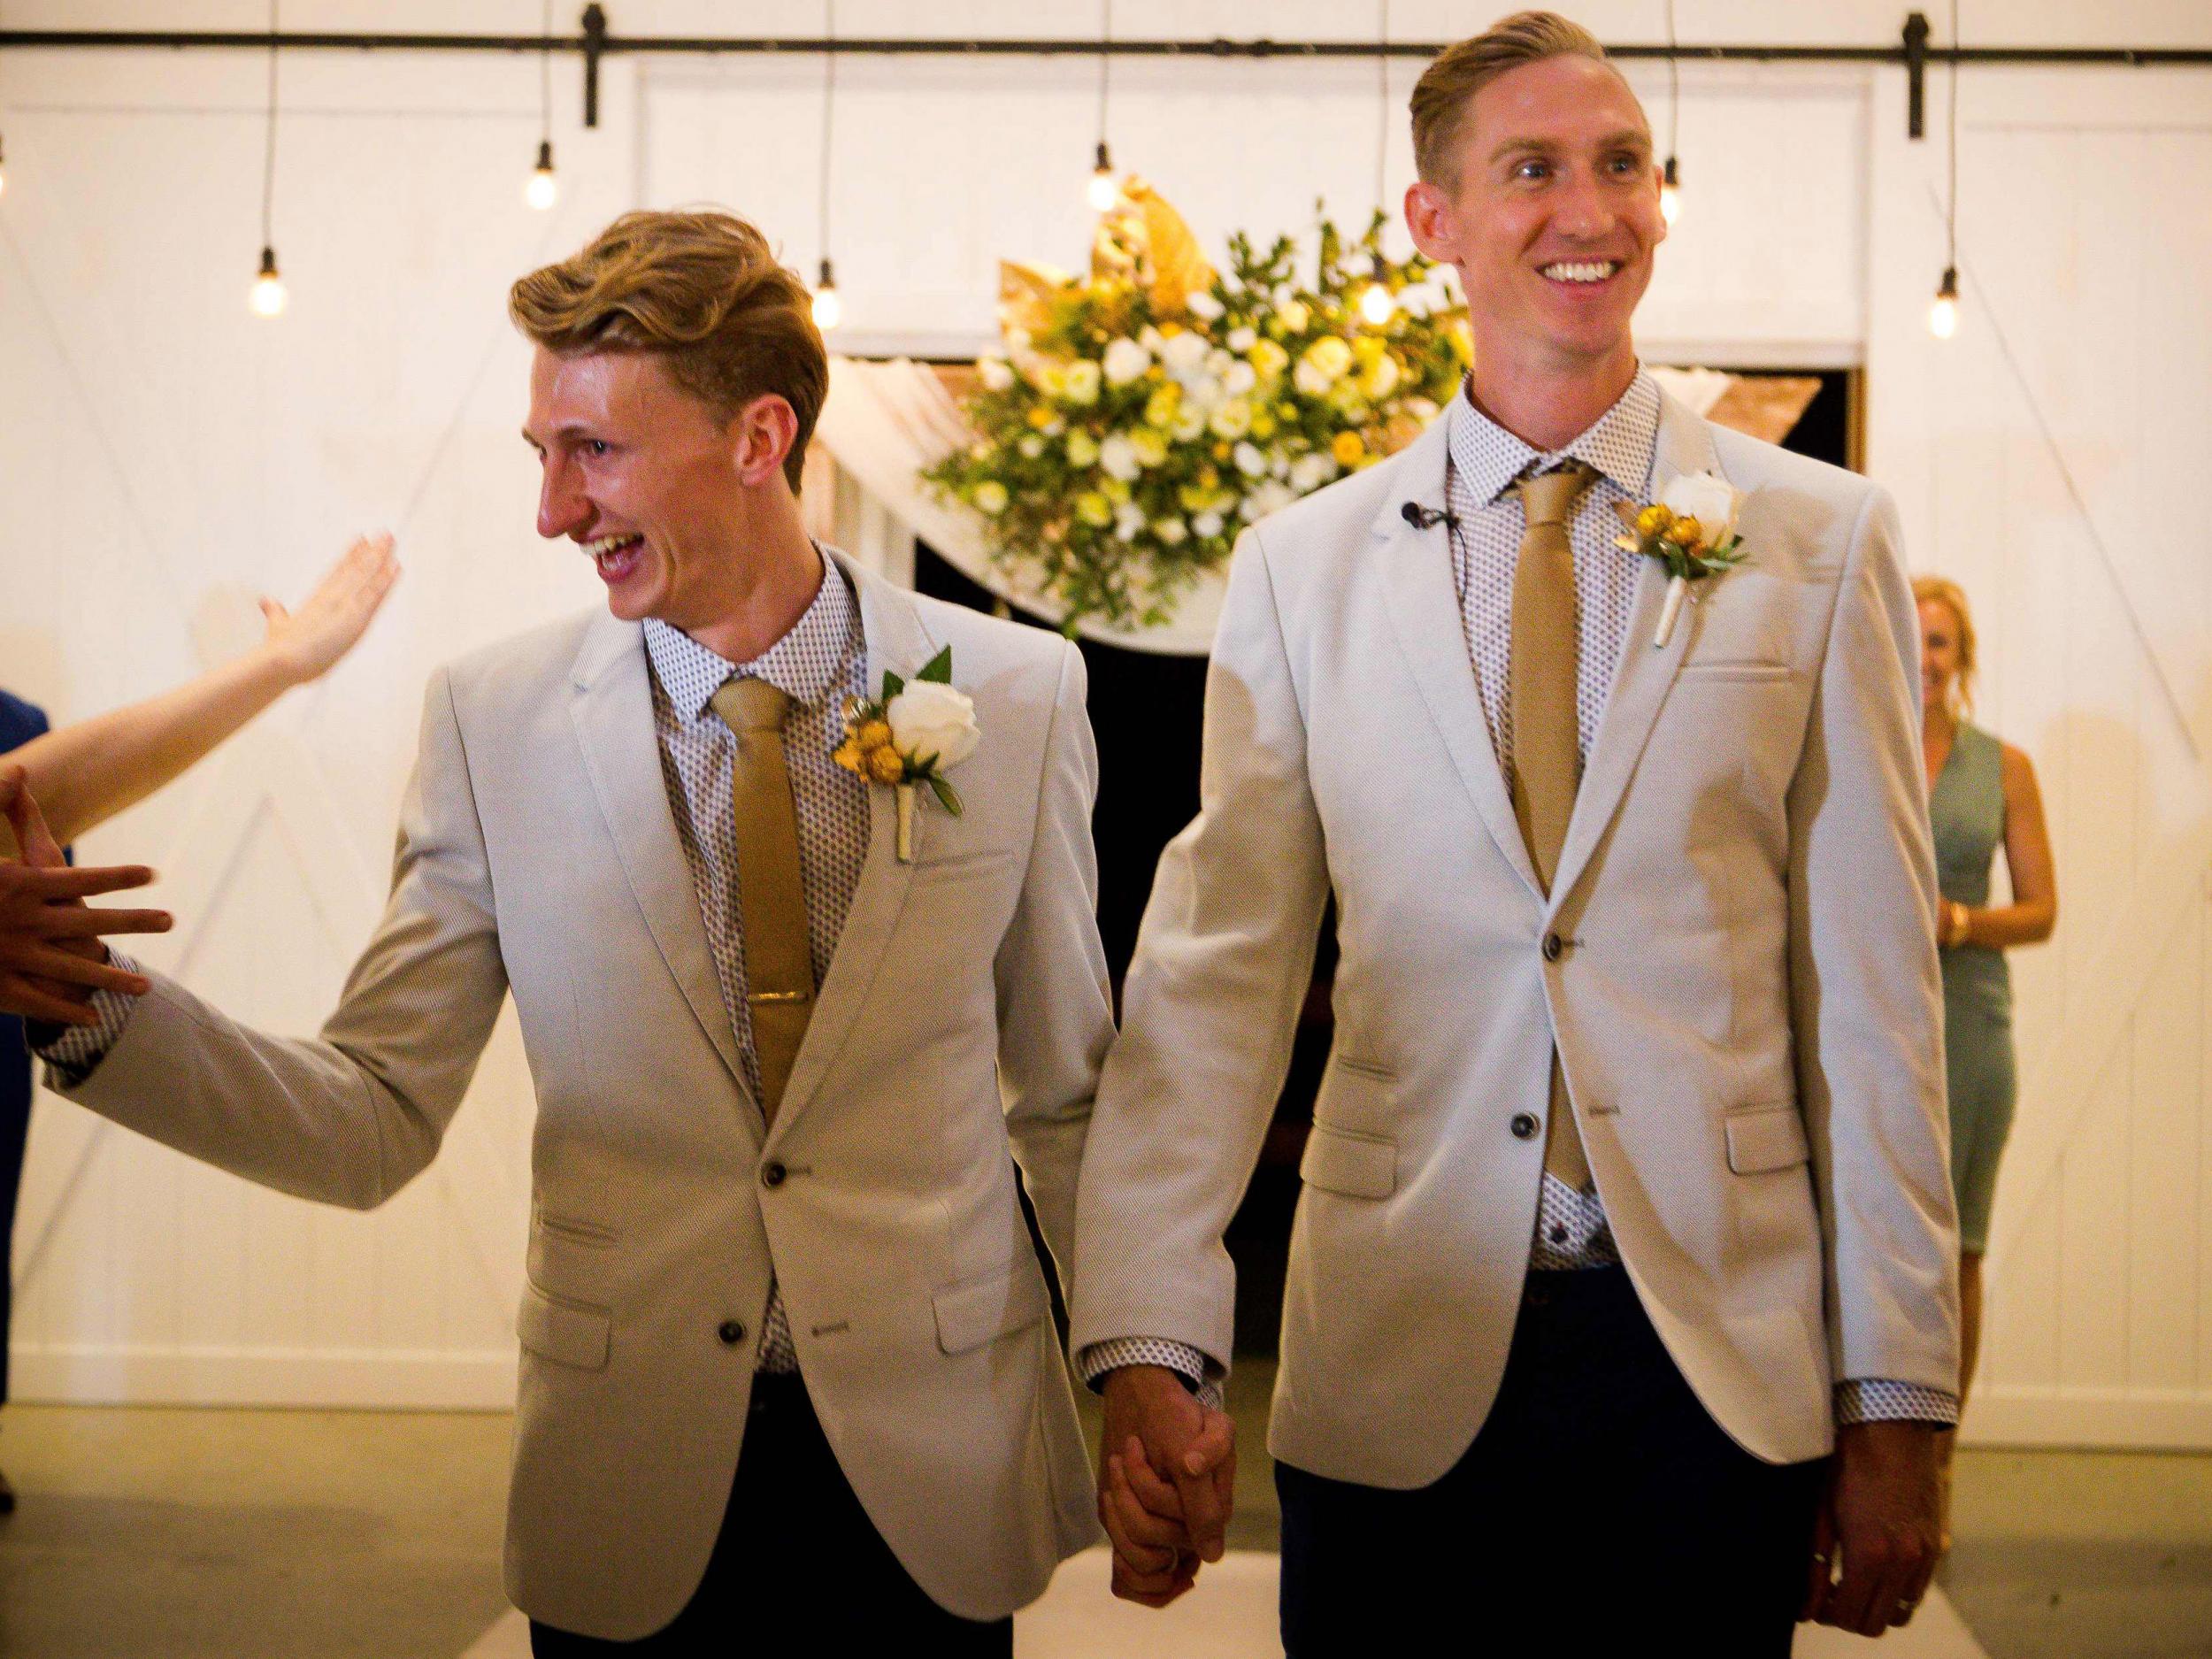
[510,210,826,493]
[1410,12,1614,188]
[1913,574,1978,716]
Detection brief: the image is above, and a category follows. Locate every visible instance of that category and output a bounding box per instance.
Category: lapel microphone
[1401,501,1459,531]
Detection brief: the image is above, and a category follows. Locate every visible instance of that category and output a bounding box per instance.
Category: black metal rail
[2,8,2205,135]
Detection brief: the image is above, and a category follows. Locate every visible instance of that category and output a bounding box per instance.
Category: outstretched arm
[1,534,398,852]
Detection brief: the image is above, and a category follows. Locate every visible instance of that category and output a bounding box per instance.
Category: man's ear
[1403,180,1457,265]
[730,395,800,489]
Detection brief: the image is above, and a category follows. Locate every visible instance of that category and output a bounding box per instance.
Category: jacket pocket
[933,1262,1050,1356]
[517,1282,612,1371]
[1724,1104,1811,1175]
[1299,1122,1397,1199]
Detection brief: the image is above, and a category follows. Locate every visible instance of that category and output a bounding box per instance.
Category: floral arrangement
[923,185,1470,632]
[1612,471,1751,648]
[834,645,980,860]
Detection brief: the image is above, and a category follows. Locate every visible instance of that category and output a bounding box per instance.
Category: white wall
[4,3,2210,1436]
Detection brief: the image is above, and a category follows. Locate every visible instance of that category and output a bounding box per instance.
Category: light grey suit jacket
[58,549,1111,1634]
[1071,391,1961,1485]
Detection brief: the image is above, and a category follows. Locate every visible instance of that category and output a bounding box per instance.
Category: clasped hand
[0,765,168,1025]
[1096,1364,1237,1607]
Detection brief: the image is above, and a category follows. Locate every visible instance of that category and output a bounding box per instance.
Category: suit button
[717,1320,746,1347]
[1511,1113,1540,1141]
[1541,932,1564,963]
[761,1162,787,1189]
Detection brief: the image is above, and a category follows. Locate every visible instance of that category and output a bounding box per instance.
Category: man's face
[523,347,772,628]
[1412,54,1665,372]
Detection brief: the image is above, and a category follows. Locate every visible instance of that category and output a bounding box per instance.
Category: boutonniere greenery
[1614,469,1750,649]
[834,645,980,862]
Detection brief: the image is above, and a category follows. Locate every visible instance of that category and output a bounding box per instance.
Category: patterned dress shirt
[1086,374,1954,1428]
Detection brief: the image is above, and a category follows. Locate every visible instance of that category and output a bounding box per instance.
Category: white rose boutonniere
[834,646,979,862]
[1615,470,1751,649]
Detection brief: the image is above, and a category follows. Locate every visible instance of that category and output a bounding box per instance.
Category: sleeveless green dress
[1931,721,2013,1252]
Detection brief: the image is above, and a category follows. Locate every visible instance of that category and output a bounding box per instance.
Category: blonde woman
[1916,575,2056,1409]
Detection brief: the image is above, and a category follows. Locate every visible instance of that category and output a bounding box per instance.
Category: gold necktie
[708,676,814,1125]
[1509,462,1596,1191]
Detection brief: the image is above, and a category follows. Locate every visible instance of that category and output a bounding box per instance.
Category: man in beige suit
[17,211,1110,1650]
[1071,13,1959,1651]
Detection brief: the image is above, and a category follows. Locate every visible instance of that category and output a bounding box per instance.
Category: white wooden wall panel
[4,6,2210,1440]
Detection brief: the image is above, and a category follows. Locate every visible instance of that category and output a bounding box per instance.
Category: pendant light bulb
[811,257,843,333]
[250,245,288,318]
[1087,141,1119,212]
[526,140,558,211]
[1659,155,1683,227]
[1929,265,1960,340]
[1357,280,1394,326]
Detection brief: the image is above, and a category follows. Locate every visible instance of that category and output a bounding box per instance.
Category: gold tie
[1509,462,1596,1191]
[708,676,815,1125]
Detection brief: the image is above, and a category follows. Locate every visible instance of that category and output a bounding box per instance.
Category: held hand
[0,767,166,1024]
[1801,1422,1944,1637]
[259,532,401,686]
[1098,1364,1235,1605]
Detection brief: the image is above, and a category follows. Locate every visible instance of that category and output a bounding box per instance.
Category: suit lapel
[767,549,933,1139]
[1548,389,1722,910]
[566,612,752,1106]
[1375,418,1543,902]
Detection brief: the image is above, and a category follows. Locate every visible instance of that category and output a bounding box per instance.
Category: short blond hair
[510,210,826,492]
[1410,12,1614,188]
[1913,574,1978,715]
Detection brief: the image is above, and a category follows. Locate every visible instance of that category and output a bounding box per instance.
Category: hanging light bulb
[526,139,558,211]
[250,245,288,318]
[1357,280,1394,326]
[1660,155,1683,226]
[811,257,842,333]
[1087,141,1119,213]
[1928,266,1960,340]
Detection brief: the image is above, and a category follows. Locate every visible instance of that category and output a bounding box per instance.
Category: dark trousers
[1,1038,30,1407]
[1277,1265,1825,1657]
[529,1373,1012,1655]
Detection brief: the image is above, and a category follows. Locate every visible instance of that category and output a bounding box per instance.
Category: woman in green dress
[1915,576,2057,1412]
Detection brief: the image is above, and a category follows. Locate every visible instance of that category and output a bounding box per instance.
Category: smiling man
[1071,12,1959,1651]
[24,210,1113,1651]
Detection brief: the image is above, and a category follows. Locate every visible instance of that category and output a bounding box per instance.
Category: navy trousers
[1277,1265,1825,1656]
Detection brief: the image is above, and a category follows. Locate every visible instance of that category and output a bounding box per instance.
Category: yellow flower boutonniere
[1614,470,1751,649]
[834,645,979,862]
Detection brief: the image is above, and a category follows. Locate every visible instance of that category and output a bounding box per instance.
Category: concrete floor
[1,1370,2207,1658]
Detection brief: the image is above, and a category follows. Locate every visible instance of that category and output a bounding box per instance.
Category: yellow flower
[972,480,1009,516]
[1208,399,1254,441]
[1249,412,1277,441]
[1635,503,1674,538]
[1178,482,1211,511]
[1212,441,1231,462]
[1302,336,1355,384]
[1076,492,1114,527]
[1352,334,1388,366]
[1026,405,1057,431]
[1131,428,1169,467]
[833,741,866,774]
[1248,339,1289,379]
[1668,515,1704,549]
[867,745,907,785]
[1332,430,1367,467]
[1144,384,1181,426]
[854,719,890,750]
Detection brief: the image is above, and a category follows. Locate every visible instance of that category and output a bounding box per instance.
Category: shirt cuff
[30,950,142,1087]
[1079,1338,1225,1412]
[1835,1378,1960,1427]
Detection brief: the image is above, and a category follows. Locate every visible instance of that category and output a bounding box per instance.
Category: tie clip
[746,990,810,1005]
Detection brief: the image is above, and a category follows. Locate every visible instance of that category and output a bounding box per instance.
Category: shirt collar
[642,554,859,725]
[1446,367,1662,507]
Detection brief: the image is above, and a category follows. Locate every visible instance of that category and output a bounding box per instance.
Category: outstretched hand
[260,532,401,686]
[0,766,167,1025]
[1097,1364,1236,1608]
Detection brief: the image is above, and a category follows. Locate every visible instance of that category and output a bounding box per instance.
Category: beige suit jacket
[58,550,1111,1634]
[1071,391,1961,1485]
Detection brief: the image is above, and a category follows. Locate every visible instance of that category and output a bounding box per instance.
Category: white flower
[972,480,1009,515]
[1208,399,1254,441]
[1103,337,1153,386]
[1233,441,1269,478]
[1018,434,1046,458]
[1223,361,1257,396]
[978,357,1015,391]
[1192,509,1225,538]
[1294,356,1335,396]
[1187,290,1225,321]
[1099,434,1142,481]
[1161,331,1211,380]
[1290,451,1340,492]
[1006,327,1033,352]
[1154,517,1188,546]
[1271,454,1292,480]
[1207,349,1233,377]
[1065,430,1101,467]
[1240,481,1295,520]
[1274,298,1312,335]
[1227,326,1257,353]
[1139,325,1165,351]
[1659,470,1745,542]
[1171,405,1209,442]
[1114,503,1147,541]
[886,680,980,770]
[1060,360,1102,405]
